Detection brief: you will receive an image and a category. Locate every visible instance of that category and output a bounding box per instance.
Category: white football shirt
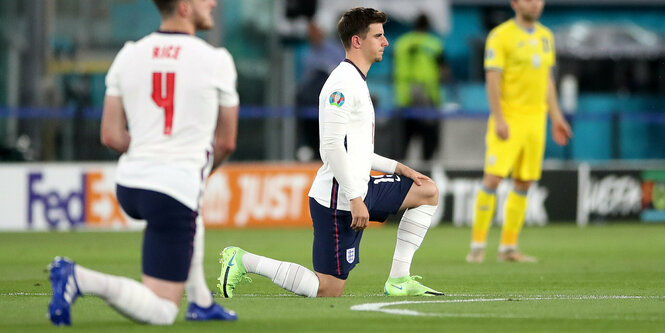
[105,31,239,211]
[309,60,396,211]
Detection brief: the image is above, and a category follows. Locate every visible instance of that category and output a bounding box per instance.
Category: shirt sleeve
[319,86,364,200]
[105,42,133,97]
[548,31,556,67]
[371,153,397,174]
[484,30,504,71]
[215,48,240,107]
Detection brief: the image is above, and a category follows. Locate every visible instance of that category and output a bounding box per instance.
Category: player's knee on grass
[315,273,346,297]
[142,275,186,306]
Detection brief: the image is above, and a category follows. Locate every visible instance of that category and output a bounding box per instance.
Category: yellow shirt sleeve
[547,30,556,67]
[484,31,505,71]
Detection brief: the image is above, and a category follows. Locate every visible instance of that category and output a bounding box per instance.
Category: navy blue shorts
[116,185,197,282]
[310,174,414,279]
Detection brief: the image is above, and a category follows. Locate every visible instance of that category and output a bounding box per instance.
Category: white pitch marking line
[1,292,382,298]
[351,296,665,320]
[1,292,51,296]
[3,293,664,299]
[232,293,387,298]
[445,294,665,300]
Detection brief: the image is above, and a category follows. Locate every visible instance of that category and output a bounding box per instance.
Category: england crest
[346,248,355,263]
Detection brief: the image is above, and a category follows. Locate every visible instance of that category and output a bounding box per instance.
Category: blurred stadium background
[1,1,665,330]
[0,0,664,231]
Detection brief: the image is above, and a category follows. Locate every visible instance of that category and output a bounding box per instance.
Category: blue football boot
[185,302,238,321]
[48,256,82,326]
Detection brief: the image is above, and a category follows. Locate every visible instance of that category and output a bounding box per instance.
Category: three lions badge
[346,248,355,264]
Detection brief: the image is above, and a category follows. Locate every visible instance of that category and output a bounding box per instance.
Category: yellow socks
[499,190,528,249]
[470,188,496,247]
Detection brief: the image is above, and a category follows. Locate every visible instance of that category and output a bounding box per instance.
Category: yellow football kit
[483,19,555,181]
[468,19,557,255]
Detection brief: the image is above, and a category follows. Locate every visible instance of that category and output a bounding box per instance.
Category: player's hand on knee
[409,170,433,186]
[395,163,433,186]
[350,197,369,231]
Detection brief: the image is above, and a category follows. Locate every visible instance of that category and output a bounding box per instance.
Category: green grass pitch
[1,223,664,332]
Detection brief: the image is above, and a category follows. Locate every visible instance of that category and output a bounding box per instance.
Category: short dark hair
[337,7,388,49]
[415,14,430,31]
[152,0,182,16]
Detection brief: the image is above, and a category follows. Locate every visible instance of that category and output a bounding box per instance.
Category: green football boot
[384,275,445,296]
[217,246,251,298]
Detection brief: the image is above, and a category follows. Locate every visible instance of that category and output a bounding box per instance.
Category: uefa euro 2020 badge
[329,91,345,107]
[485,48,495,60]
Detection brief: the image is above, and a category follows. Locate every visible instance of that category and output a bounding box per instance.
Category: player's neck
[514,16,536,31]
[159,18,195,35]
[344,53,371,77]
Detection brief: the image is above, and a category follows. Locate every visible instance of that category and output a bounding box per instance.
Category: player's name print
[153,45,181,59]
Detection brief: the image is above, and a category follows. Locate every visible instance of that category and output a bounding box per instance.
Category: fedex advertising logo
[27,170,126,229]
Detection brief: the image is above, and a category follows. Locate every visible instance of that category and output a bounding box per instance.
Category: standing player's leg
[421,119,440,160]
[185,216,237,321]
[384,177,444,296]
[399,117,418,159]
[496,118,544,263]
[497,179,536,262]
[467,116,520,263]
[466,174,502,263]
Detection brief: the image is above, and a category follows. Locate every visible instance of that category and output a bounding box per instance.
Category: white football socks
[242,252,319,298]
[74,265,178,325]
[185,216,213,308]
[389,204,436,278]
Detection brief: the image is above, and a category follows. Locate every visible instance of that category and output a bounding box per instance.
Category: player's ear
[510,0,519,11]
[351,35,362,49]
[177,0,191,17]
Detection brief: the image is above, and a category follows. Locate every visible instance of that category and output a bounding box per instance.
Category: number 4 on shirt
[152,72,175,135]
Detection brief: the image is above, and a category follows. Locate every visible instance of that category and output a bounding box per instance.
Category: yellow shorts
[484,113,547,181]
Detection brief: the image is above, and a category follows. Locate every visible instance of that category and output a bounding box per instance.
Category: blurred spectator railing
[1,106,665,162]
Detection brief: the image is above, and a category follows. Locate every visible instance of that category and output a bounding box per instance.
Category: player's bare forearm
[100,96,131,153]
[485,70,509,140]
[395,162,432,186]
[100,129,131,153]
[546,76,565,122]
[350,197,369,231]
[485,70,504,122]
[211,146,233,170]
[546,77,573,146]
[211,105,239,171]
[211,141,235,172]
